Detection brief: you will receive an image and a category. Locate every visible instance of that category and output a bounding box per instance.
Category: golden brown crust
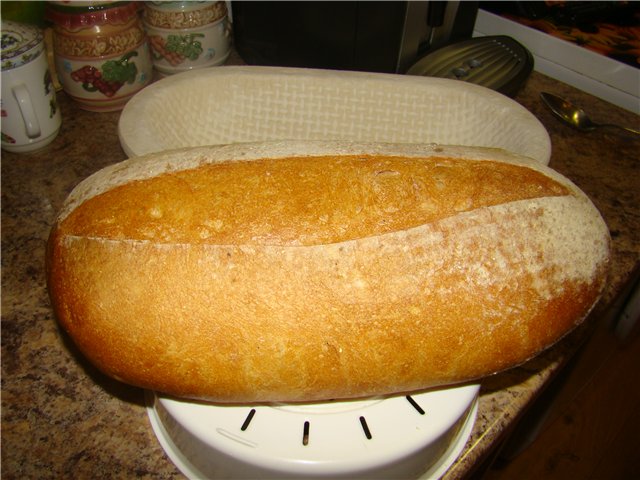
[61,155,568,246]
[47,142,610,402]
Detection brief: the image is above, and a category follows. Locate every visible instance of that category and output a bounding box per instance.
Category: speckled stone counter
[2,58,639,479]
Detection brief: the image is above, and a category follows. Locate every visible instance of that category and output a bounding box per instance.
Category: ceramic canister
[1,20,62,153]
[143,1,230,75]
[46,1,153,112]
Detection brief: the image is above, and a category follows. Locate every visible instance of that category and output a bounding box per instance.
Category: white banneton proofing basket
[118,65,551,164]
[118,67,548,478]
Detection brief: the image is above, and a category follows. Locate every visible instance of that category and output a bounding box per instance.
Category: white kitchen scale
[146,383,479,479]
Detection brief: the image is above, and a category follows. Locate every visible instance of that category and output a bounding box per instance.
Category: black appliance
[231,1,479,74]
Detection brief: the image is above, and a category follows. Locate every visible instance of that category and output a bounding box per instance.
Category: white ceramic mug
[2,20,61,153]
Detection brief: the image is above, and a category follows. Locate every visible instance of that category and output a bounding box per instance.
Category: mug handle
[12,84,41,139]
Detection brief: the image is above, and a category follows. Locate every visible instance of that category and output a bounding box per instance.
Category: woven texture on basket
[119,66,550,164]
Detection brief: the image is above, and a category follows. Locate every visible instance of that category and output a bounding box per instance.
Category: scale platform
[146,383,479,479]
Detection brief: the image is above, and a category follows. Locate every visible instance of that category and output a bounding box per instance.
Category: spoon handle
[600,124,640,136]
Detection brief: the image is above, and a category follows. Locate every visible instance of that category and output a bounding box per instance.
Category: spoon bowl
[540,92,639,135]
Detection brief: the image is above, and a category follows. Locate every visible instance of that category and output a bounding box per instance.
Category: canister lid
[1,20,44,70]
[143,1,226,29]
[45,1,140,30]
[145,1,216,13]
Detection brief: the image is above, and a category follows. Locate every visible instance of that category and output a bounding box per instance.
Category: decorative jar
[143,1,230,75]
[46,1,153,112]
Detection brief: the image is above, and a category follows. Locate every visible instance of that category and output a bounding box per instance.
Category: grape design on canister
[70,51,139,98]
[149,33,205,66]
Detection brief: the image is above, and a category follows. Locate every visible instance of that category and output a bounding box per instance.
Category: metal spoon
[540,92,640,135]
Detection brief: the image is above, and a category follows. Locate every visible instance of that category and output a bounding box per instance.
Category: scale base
[146,385,479,479]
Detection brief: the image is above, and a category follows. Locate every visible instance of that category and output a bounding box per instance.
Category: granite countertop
[2,56,639,479]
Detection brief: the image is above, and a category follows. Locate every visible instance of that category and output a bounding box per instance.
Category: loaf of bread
[46,141,610,403]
